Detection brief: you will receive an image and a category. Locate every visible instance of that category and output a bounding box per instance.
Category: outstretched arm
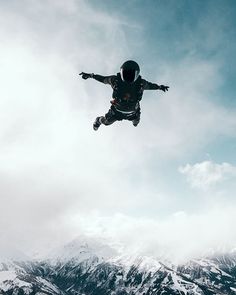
[79,72,115,85]
[143,79,169,92]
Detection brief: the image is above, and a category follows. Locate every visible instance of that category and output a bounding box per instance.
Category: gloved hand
[159,85,169,92]
[79,72,94,79]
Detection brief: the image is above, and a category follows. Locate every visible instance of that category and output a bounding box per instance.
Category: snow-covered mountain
[0,237,236,295]
[43,236,118,264]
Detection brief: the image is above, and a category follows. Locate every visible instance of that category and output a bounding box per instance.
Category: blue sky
[0,0,236,260]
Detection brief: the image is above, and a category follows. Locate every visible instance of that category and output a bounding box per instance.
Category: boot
[93,117,102,131]
[132,119,140,127]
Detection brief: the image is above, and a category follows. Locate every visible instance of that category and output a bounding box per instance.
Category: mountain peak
[43,235,118,264]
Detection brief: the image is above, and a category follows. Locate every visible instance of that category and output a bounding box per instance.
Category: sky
[0,0,236,262]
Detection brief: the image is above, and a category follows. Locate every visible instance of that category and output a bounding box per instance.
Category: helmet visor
[121,69,139,83]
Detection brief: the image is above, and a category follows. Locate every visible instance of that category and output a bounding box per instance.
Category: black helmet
[120,60,140,83]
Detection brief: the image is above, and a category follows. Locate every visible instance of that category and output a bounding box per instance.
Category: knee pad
[100,116,111,126]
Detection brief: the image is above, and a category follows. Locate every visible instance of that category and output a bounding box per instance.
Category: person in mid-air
[80,60,169,130]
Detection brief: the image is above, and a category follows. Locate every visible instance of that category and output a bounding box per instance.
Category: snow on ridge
[110,254,162,273]
[0,270,61,294]
[0,270,31,292]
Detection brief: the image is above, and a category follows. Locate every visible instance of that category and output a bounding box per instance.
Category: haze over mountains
[0,236,235,295]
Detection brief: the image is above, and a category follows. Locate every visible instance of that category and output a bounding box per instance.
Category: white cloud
[64,205,236,263]
[179,161,236,189]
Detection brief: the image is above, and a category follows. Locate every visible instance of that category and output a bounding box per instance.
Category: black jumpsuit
[93,72,161,126]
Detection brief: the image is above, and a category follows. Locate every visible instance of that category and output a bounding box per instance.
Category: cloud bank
[0,0,236,261]
[68,205,236,263]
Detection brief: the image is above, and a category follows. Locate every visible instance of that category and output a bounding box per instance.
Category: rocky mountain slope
[0,238,235,295]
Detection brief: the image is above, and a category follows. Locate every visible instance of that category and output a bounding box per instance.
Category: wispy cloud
[179,161,236,189]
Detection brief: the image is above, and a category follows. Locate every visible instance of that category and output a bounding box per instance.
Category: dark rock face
[0,254,236,295]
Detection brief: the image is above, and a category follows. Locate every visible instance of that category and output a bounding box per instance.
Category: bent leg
[129,108,141,127]
[103,107,121,125]
[93,107,118,130]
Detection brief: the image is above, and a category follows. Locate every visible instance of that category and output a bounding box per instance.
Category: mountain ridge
[0,237,235,294]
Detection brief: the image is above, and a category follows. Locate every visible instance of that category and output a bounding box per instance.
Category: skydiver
[79,60,169,131]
